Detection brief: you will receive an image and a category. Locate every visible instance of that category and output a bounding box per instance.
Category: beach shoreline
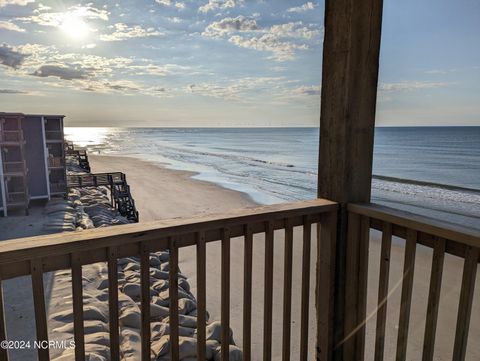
[88,154,258,221]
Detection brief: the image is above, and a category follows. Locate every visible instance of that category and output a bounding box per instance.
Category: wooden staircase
[65,142,91,173]
[65,141,138,222]
[66,172,139,222]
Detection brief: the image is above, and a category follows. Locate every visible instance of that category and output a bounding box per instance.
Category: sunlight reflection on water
[64,127,111,147]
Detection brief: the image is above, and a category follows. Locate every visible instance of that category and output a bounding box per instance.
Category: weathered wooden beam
[317,0,384,359]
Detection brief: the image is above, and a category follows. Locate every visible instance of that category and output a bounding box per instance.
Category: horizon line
[64,124,480,128]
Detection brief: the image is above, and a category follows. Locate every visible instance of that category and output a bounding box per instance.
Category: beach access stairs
[66,172,139,223]
[65,142,91,173]
[65,141,139,223]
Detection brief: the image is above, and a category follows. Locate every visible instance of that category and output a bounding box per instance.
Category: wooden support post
[317,0,384,359]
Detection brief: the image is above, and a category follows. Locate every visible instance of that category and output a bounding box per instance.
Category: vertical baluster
[71,254,85,361]
[317,211,338,361]
[196,231,207,360]
[452,246,479,361]
[169,237,180,361]
[108,247,120,361]
[282,221,293,361]
[30,259,50,361]
[243,225,253,361]
[396,229,417,361]
[0,279,9,361]
[221,228,231,361]
[140,243,151,361]
[422,237,445,361]
[344,212,361,358]
[300,216,311,360]
[343,214,370,360]
[374,222,392,361]
[356,216,370,360]
[263,221,274,361]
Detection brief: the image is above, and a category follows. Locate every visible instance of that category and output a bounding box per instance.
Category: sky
[0,0,479,127]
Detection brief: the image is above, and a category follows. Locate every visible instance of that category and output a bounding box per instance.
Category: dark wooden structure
[66,147,91,173]
[66,172,139,222]
[317,0,384,359]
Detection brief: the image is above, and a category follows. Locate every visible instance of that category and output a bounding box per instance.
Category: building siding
[23,116,49,198]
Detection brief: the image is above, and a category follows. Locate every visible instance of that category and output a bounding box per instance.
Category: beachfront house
[0,1,478,360]
[0,112,66,216]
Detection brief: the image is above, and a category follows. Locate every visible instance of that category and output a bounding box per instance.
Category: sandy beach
[88,155,480,361]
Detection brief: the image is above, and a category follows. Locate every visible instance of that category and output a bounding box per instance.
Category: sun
[60,12,90,40]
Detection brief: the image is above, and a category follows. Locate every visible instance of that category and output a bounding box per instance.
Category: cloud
[0,21,26,32]
[203,16,258,36]
[199,0,243,13]
[379,81,449,92]
[0,0,33,7]
[128,63,193,76]
[155,0,186,9]
[104,81,139,92]
[81,79,168,96]
[425,69,448,75]
[187,76,284,100]
[168,17,182,23]
[229,34,308,61]
[0,44,28,69]
[20,4,109,27]
[292,85,320,96]
[100,23,164,41]
[203,18,320,60]
[2,40,197,82]
[269,22,319,39]
[32,65,89,80]
[0,89,28,94]
[287,2,317,13]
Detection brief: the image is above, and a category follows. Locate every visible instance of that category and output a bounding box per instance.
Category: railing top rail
[348,203,480,248]
[0,199,337,268]
[66,172,126,188]
[66,172,124,178]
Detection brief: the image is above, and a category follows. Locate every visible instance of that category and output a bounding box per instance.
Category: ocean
[65,127,480,230]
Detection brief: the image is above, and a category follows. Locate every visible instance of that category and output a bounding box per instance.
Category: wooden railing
[5,191,28,205]
[66,172,126,188]
[0,130,23,143]
[48,156,64,168]
[49,182,67,194]
[45,130,63,141]
[346,203,480,361]
[2,161,26,175]
[0,199,338,361]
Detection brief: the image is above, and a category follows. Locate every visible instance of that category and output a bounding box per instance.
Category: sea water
[65,127,480,230]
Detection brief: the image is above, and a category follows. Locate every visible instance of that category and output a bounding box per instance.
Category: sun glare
[60,13,90,40]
